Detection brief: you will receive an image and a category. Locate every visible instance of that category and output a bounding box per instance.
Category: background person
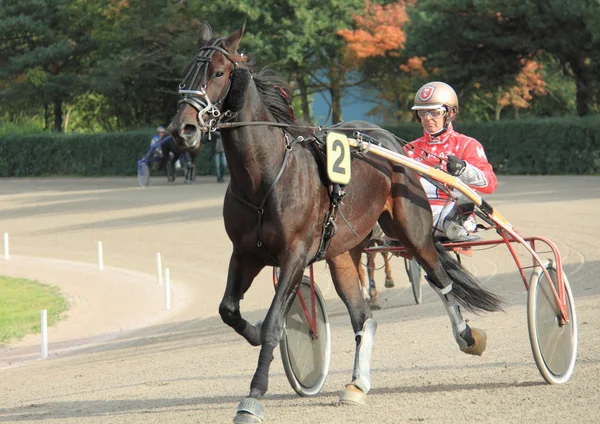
[211,130,227,183]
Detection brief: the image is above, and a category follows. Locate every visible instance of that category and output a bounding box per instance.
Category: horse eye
[214,71,225,78]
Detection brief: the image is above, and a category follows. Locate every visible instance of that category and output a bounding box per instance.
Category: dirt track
[0,176,599,424]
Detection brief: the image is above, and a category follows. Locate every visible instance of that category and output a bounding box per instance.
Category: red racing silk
[404,123,497,206]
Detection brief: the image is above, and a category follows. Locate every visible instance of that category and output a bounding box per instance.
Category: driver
[405,81,497,241]
[150,126,167,159]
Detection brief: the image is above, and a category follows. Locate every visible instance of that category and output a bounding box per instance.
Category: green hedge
[1,117,600,177]
[384,116,600,175]
[0,130,214,177]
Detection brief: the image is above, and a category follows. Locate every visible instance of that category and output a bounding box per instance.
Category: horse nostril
[179,123,198,139]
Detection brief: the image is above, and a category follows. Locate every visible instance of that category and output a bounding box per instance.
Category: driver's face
[420,111,445,134]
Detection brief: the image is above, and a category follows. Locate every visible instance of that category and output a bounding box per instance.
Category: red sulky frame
[351,134,570,325]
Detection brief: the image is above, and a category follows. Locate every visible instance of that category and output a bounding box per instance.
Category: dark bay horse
[168,22,502,423]
[155,135,198,183]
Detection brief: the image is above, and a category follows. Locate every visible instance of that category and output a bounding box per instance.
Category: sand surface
[0,175,598,423]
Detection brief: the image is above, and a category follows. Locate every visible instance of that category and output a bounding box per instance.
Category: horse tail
[435,242,504,313]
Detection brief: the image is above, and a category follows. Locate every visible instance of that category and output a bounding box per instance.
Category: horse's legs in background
[234,252,307,422]
[365,250,380,309]
[219,251,265,346]
[181,152,196,184]
[382,251,395,288]
[330,248,377,404]
[185,152,196,183]
[166,152,176,183]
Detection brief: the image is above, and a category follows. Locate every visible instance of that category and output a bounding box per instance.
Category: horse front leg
[330,249,377,405]
[219,250,264,346]
[234,254,307,423]
[357,253,369,300]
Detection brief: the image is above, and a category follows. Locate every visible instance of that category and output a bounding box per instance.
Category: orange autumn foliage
[338,0,412,59]
[104,0,130,18]
[499,59,547,109]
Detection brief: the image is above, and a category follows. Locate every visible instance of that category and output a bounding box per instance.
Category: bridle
[177,38,246,138]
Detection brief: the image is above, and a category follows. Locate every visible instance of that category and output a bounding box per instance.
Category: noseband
[178,39,242,133]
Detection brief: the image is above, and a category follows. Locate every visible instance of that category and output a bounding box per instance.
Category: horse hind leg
[332,248,377,405]
[383,200,500,356]
[416,242,501,356]
[424,242,502,355]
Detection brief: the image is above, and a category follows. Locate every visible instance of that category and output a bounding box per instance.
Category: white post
[156,252,163,285]
[41,309,48,359]
[97,241,104,271]
[164,268,171,311]
[3,232,9,260]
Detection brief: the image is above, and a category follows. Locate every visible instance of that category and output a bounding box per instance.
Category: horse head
[168,22,248,150]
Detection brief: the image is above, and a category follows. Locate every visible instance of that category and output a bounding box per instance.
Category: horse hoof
[460,328,487,356]
[384,278,395,288]
[338,384,367,405]
[368,299,381,310]
[233,412,263,424]
[234,398,264,423]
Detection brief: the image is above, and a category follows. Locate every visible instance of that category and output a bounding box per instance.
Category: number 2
[332,139,346,174]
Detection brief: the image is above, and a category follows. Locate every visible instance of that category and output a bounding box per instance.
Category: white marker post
[164,268,171,310]
[156,252,163,286]
[41,309,48,359]
[3,233,8,260]
[97,241,104,271]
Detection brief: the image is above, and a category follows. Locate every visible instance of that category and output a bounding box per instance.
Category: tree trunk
[53,98,63,132]
[297,76,312,124]
[568,55,596,116]
[64,105,75,133]
[494,105,503,121]
[44,103,50,131]
[329,66,343,124]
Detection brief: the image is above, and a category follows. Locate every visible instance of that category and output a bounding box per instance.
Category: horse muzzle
[169,122,202,150]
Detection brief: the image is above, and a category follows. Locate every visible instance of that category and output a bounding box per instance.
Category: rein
[218,120,457,206]
[179,43,455,261]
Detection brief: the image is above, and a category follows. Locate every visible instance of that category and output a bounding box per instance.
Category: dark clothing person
[209,131,227,182]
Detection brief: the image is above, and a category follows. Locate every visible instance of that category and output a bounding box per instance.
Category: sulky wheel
[280,276,331,397]
[137,162,150,187]
[527,259,577,384]
[404,258,423,304]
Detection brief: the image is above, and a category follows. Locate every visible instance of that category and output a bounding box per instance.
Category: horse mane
[252,68,311,137]
[252,68,312,139]
[253,69,293,123]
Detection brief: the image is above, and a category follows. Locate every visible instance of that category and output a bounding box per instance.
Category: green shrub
[1,117,599,176]
[385,116,600,175]
[0,130,214,177]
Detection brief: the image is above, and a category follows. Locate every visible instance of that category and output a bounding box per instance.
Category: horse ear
[198,22,213,47]
[223,22,246,53]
